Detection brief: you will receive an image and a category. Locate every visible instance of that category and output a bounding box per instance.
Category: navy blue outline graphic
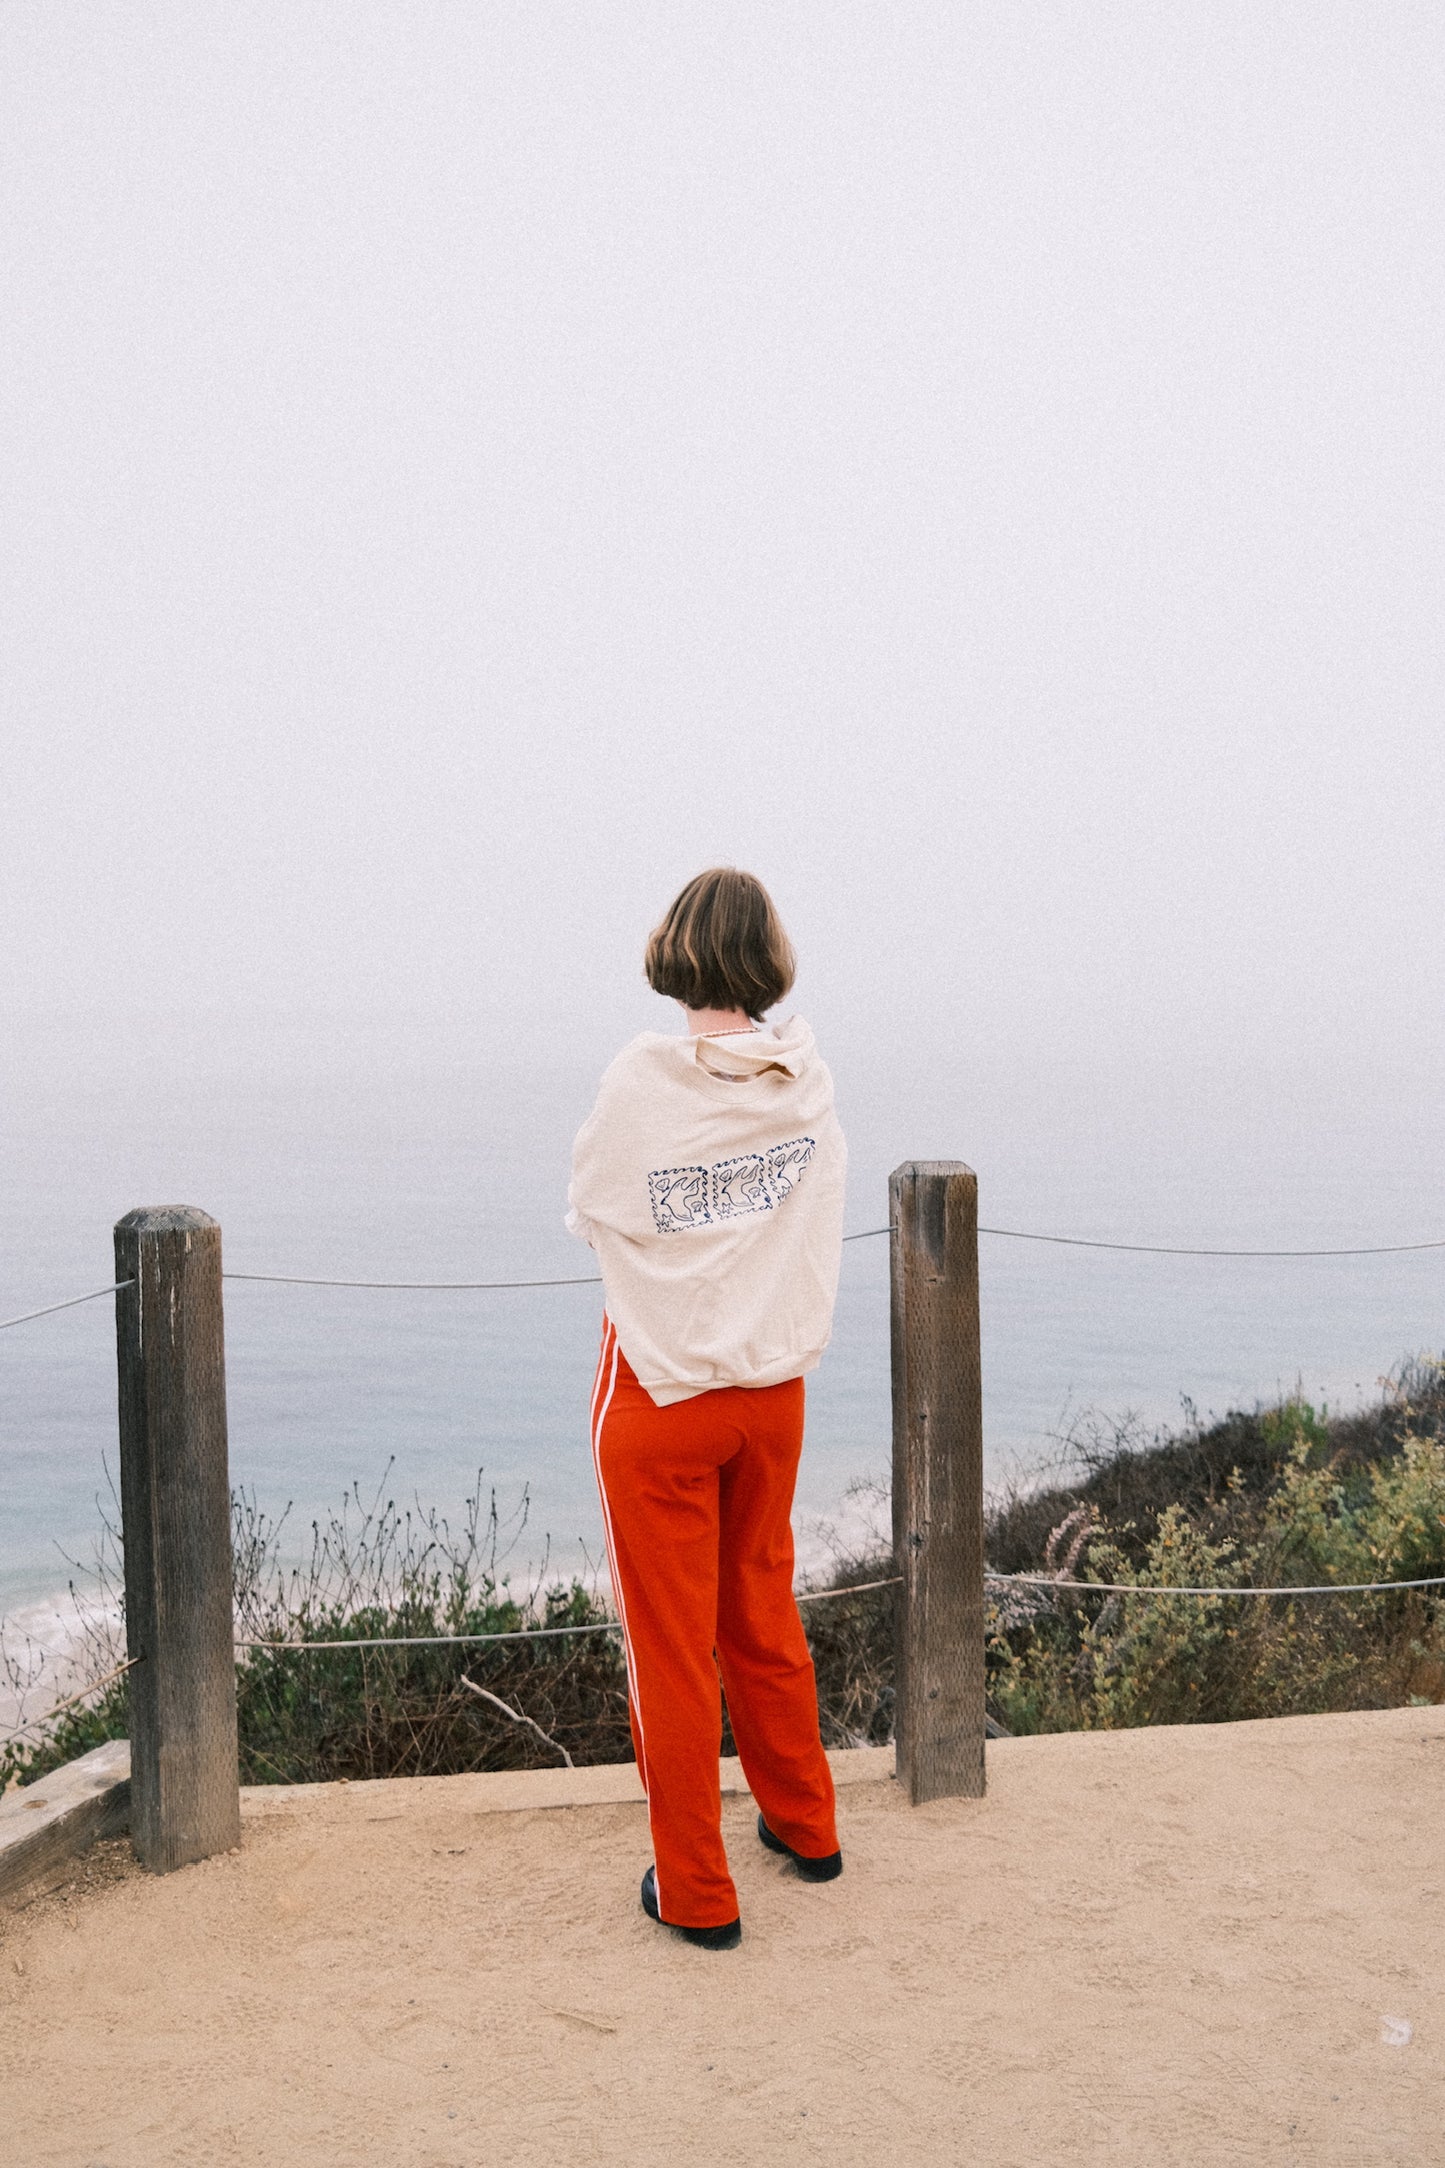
[647,1166,711,1233]
[710,1155,772,1220]
[647,1137,817,1233]
[764,1136,816,1202]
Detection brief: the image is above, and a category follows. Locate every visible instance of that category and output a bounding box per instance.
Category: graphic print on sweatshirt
[647,1137,816,1234]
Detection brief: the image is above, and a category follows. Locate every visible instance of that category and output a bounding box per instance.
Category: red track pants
[590,1317,839,1928]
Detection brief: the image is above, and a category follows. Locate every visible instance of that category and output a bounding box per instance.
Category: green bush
[6,1357,1442,1786]
[987,1359,1445,1734]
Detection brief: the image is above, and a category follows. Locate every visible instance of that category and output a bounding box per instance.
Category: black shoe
[757,1812,843,1882]
[640,1866,741,1950]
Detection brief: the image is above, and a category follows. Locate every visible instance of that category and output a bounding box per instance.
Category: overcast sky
[3,5,1441,1092]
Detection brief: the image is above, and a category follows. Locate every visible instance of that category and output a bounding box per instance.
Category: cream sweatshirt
[566,1016,847,1406]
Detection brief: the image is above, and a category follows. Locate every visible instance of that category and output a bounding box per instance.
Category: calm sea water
[3,1013,1442,1623]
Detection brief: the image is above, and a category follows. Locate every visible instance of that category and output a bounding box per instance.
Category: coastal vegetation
[984,1355,1445,1733]
[5,1357,1442,1791]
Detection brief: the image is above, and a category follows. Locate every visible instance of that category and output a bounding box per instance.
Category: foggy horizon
[4,5,1442,1117]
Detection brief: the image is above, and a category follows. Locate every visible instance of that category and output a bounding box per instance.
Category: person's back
[569,868,847,1949]
[568,1011,846,1403]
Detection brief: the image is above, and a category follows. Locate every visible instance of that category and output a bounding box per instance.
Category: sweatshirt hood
[690,1014,816,1080]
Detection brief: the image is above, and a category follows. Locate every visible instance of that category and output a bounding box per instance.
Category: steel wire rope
[9,1568,1440,1730]
[230,1563,1445,1652]
[974,1228,1445,1259]
[7,1222,1444,1323]
[988,1570,1445,1597]
[233,1577,905,1651]
[220,1225,893,1290]
[0,1281,134,1331]
[0,1654,142,1749]
[219,1223,1445,1288]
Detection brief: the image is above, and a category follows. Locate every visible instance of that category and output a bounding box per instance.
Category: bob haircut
[645,868,796,1022]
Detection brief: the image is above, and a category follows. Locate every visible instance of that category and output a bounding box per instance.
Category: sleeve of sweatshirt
[565,1104,599,1245]
[564,1057,624,1245]
[567,1040,660,1245]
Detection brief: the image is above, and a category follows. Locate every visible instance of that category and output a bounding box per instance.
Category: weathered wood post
[890,1162,986,1804]
[114,1207,240,1870]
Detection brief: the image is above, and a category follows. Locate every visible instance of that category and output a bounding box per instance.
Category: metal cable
[976,1228,1445,1259]
[225,1271,605,1290]
[234,1577,903,1652]
[220,1221,1445,1288]
[224,1226,893,1288]
[7,1219,1440,1324]
[0,1280,134,1332]
[988,1570,1445,1597]
[237,1620,621,1651]
[233,1565,1444,1654]
[0,1654,141,1749]
[796,1575,901,1601]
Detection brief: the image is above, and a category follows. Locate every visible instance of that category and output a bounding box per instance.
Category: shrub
[6,1356,1442,1785]
[987,1358,1445,1733]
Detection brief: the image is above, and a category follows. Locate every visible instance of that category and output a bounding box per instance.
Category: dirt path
[3,1707,1441,2166]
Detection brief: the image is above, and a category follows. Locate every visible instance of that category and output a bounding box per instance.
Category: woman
[567,867,847,1950]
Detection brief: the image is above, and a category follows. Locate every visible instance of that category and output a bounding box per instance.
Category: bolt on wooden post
[114,1207,241,1870]
[890,1162,986,1804]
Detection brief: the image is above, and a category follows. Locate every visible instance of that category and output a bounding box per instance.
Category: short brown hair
[644,868,796,1020]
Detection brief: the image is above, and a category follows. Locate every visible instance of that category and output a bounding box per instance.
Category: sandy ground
[3,1708,1442,2168]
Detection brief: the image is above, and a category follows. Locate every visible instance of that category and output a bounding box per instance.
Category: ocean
[4,1011,1442,1638]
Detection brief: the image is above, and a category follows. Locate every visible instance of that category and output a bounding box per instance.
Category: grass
[5,1353,1442,1788]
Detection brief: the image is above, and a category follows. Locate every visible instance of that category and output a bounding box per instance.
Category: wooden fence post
[890,1162,986,1804]
[113,1207,240,1870]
